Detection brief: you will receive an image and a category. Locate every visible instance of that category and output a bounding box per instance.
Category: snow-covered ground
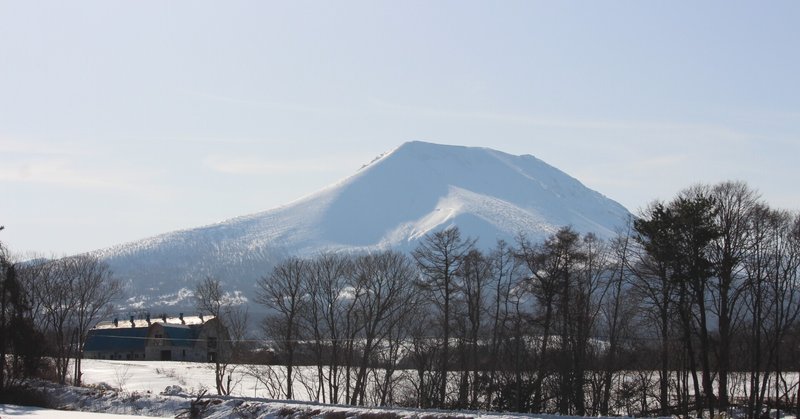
[0,404,159,418]
[3,359,630,418]
[79,359,320,401]
[81,360,217,396]
[8,359,796,418]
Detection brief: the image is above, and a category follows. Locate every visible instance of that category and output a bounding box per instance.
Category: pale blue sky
[1,1,798,255]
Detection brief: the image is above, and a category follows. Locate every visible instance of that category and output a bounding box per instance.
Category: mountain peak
[390,140,490,158]
[98,141,631,310]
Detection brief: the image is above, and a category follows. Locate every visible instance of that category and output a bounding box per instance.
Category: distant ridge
[95,141,631,309]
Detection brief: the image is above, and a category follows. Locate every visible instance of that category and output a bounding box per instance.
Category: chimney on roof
[146,313,151,325]
[179,313,185,324]
[113,318,118,327]
[199,313,204,323]
[162,313,167,323]
[129,316,135,328]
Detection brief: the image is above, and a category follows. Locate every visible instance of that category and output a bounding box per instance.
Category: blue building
[83,314,229,362]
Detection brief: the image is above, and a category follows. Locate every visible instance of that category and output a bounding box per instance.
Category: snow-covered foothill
[93,141,632,310]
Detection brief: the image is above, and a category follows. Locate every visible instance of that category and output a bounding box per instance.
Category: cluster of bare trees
[247,181,800,417]
[251,251,422,406]
[3,179,799,417]
[0,240,122,390]
[630,181,800,418]
[243,227,636,413]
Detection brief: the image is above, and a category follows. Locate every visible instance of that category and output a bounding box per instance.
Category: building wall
[144,346,206,362]
[144,323,204,361]
[194,318,231,363]
[84,350,146,360]
[86,315,227,363]
[143,322,227,362]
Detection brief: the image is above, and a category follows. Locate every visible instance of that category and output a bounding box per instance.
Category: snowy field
[81,359,223,396]
[6,359,794,418]
[0,359,626,418]
[78,359,331,401]
[0,404,159,418]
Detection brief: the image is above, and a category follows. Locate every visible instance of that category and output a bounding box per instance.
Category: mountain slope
[96,141,631,309]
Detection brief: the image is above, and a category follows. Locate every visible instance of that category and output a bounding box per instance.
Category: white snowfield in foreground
[19,359,623,419]
[0,404,159,418]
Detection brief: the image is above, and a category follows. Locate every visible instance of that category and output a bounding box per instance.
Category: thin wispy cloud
[118,135,266,146]
[204,155,360,176]
[370,99,752,144]
[179,89,355,116]
[0,137,92,156]
[0,158,169,197]
[629,154,690,171]
[0,159,110,188]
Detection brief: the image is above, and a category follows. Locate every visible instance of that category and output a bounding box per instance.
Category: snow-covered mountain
[96,141,631,309]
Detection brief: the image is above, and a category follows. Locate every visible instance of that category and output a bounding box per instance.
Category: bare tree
[743,203,775,417]
[32,259,76,384]
[406,306,441,409]
[256,257,307,399]
[195,276,247,395]
[244,364,286,398]
[348,251,420,406]
[457,248,492,409]
[6,256,48,384]
[70,255,122,386]
[516,227,610,415]
[517,229,571,413]
[708,181,761,411]
[413,226,475,407]
[303,252,353,404]
[28,255,120,385]
[485,240,520,410]
[598,225,636,415]
[754,209,800,417]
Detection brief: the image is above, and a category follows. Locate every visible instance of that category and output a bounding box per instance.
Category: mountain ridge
[94,141,631,309]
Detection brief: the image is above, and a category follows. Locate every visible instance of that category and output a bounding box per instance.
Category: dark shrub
[0,383,51,408]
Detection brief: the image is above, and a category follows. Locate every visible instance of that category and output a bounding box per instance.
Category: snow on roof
[92,315,215,330]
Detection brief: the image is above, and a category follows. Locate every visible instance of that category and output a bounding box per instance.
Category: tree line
[0,230,122,394]
[232,181,800,416]
[2,180,799,417]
